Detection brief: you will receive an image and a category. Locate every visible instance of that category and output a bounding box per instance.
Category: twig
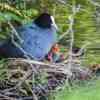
[88,0,100,7]
[7,21,23,44]
[0,92,16,100]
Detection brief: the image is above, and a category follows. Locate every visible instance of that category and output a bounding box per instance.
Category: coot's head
[34,13,58,29]
[72,47,85,57]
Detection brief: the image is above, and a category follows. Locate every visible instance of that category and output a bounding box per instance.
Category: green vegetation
[55,80,100,100]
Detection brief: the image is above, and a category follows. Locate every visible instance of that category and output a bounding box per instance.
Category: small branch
[67,4,78,71]
[56,0,66,4]
[7,21,23,44]
[88,0,100,7]
[58,26,70,41]
[0,92,16,100]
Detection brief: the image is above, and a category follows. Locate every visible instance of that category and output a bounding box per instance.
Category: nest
[0,58,93,100]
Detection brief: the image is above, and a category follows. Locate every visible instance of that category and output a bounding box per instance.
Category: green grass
[55,79,100,100]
